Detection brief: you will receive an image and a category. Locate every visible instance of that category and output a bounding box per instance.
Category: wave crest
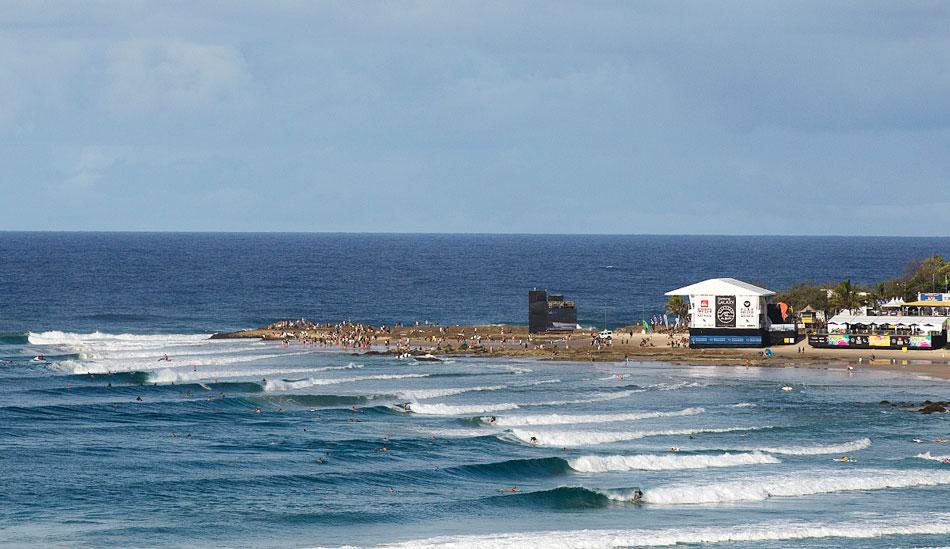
[568,451,780,472]
[643,469,950,504]
[486,407,705,427]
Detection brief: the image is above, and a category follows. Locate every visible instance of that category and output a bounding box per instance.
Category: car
[597,330,613,340]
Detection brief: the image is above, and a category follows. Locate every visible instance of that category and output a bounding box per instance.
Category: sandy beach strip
[214,323,950,379]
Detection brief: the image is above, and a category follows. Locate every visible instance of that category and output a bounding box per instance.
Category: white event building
[666,278,796,348]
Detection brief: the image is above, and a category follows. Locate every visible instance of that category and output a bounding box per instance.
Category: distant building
[529,290,577,333]
[665,278,797,348]
[799,305,826,326]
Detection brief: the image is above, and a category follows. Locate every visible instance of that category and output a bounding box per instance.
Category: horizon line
[2,230,950,238]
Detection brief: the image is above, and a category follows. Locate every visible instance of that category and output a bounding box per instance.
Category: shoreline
[213,322,950,380]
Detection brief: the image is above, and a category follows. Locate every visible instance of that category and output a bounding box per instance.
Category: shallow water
[4,332,950,548]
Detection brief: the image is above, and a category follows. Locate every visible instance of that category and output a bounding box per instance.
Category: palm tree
[868,281,889,311]
[665,296,689,323]
[830,280,864,314]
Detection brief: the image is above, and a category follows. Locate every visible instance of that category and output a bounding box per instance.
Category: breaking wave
[395,385,509,400]
[916,452,950,462]
[756,438,871,455]
[368,513,950,548]
[263,373,430,392]
[642,469,950,504]
[530,390,641,407]
[568,451,780,472]
[506,425,771,447]
[485,407,705,427]
[407,402,522,415]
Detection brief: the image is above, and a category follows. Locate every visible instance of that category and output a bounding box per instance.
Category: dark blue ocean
[4,233,950,548]
[3,233,950,334]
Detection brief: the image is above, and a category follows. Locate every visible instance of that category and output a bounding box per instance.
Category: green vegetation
[773,254,950,316]
[664,295,688,321]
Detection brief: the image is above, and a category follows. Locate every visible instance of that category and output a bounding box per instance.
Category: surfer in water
[158,354,169,362]
[633,489,643,501]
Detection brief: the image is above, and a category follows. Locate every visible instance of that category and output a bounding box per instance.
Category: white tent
[826,314,948,332]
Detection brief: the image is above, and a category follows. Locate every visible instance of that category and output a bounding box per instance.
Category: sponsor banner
[715,295,737,328]
[692,295,715,328]
[870,335,891,347]
[809,334,828,346]
[919,293,949,302]
[690,335,762,345]
[891,336,910,347]
[738,298,758,328]
[828,334,849,346]
[911,336,932,348]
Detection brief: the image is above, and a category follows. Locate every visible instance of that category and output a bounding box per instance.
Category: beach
[214,322,950,380]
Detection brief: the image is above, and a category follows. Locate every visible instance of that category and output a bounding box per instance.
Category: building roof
[665,278,775,297]
[903,300,950,307]
[881,298,906,308]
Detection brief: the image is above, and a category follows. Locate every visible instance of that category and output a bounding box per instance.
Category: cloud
[60,147,125,188]
[102,39,254,115]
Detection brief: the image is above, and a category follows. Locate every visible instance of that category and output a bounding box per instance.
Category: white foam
[916,452,950,462]
[355,513,950,548]
[150,369,200,384]
[650,381,704,391]
[642,469,950,504]
[507,425,770,447]
[396,385,509,400]
[530,390,641,407]
[728,402,757,408]
[568,451,780,472]
[28,331,209,347]
[756,438,871,455]
[487,407,705,427]
[53,350,310,374]
[263,373,430,392]
[406,402,521,415]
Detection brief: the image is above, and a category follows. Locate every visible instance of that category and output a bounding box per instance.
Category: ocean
[3,232,950,548]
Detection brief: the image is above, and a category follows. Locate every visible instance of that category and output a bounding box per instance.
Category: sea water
[3,233,950,548]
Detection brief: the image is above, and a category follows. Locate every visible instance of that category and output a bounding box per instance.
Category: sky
[1,1,948,235]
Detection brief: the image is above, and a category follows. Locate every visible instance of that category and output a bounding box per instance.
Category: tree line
[771,254,950,315]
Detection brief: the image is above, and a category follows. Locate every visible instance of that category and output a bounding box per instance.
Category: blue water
[4,233,950,548]
[3,233,950,333]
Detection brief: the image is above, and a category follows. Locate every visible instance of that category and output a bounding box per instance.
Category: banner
[690,335,762,345]
[869,335,890,347]
[910,336,932,348]
[693,295,714,327]
[738,298,759,328]
[715,295,736,328]
[828,334,849,346]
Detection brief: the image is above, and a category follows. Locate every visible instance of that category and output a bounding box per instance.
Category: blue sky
[2,2,948,234]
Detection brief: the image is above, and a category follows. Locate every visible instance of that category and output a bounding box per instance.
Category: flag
[663,314,669,325]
